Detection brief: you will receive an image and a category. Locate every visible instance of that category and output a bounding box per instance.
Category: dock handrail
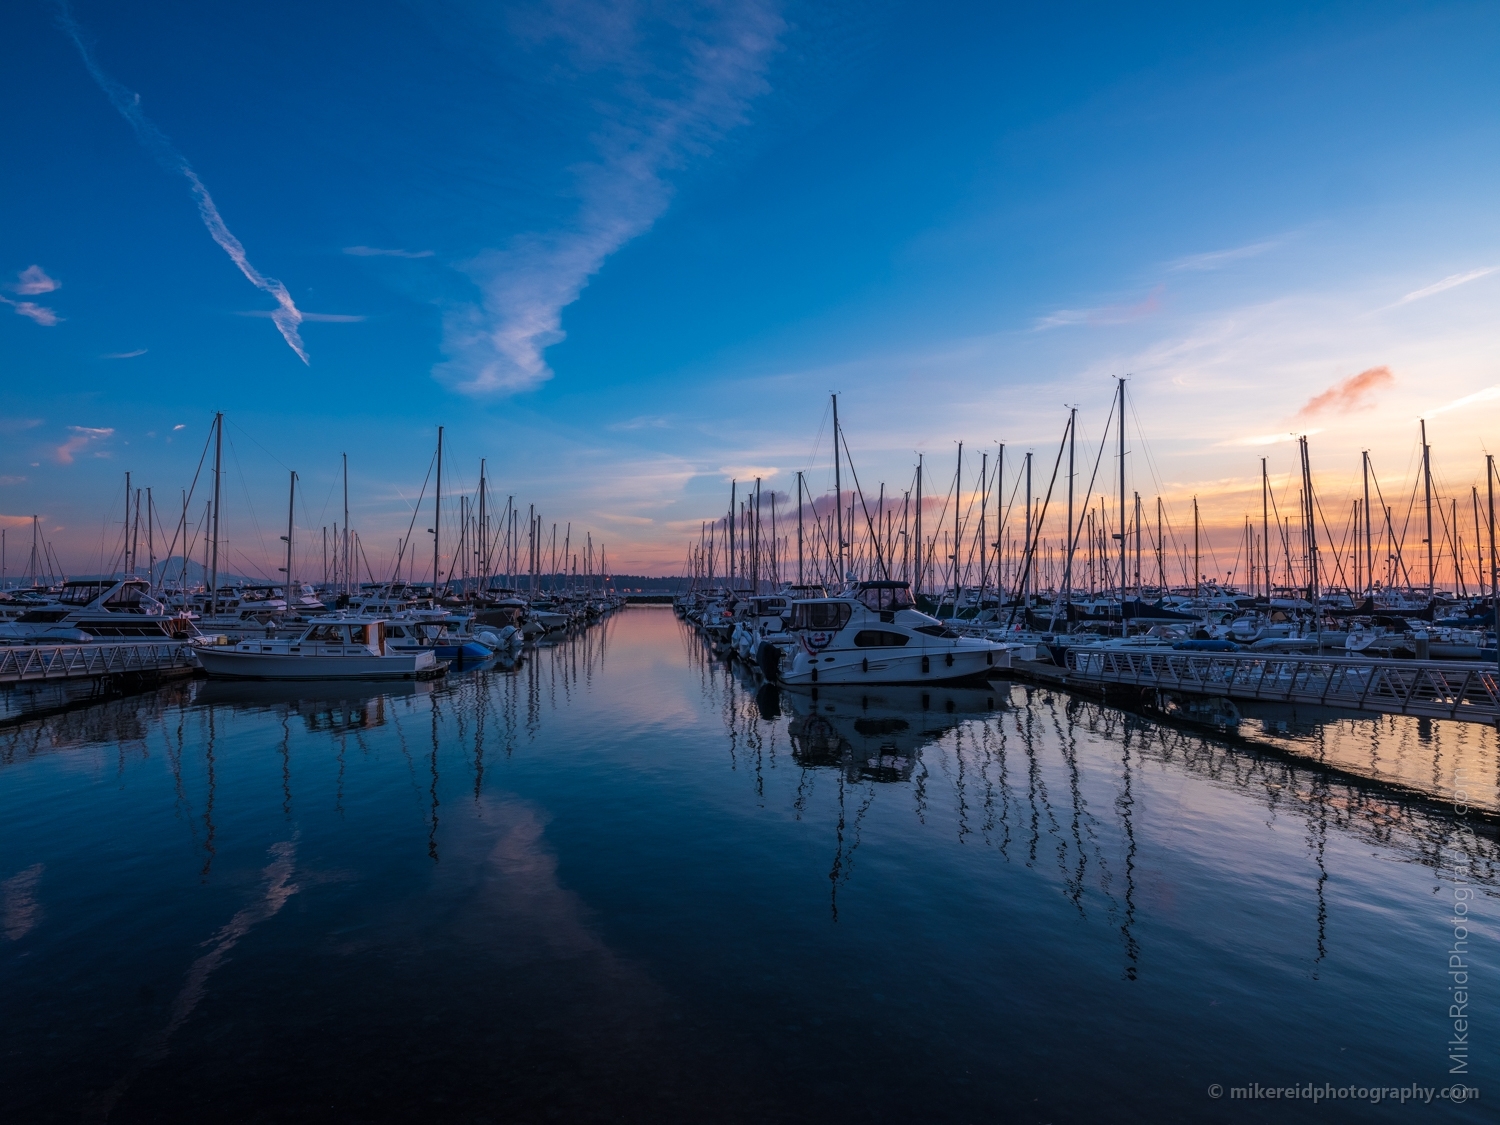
[1062,647,1500,723]
[0,641,197,685]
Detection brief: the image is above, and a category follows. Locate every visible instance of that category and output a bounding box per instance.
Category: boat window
[17,610,69,623]
[102,583,148,610]
[853,630,909,648]
[791,602,852,631]
[914,624,959,639]
[305,624,345,643]
[388,626,406,637]
[59,582,111,606]
[348,625,368,644]
[857,584,914,611]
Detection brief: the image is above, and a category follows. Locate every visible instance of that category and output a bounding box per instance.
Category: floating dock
[0,641,198,723]
[1022,648,1500,725]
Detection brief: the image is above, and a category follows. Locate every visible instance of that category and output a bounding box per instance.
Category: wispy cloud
[434,1,785,396]
[1427,383,1500,418]
[51,1,310,363]
[1224,429,1322,447]
[1,297,60,326]
[236,310,366,323]
[718,465,779,481]
[1397,267,1495,305]
[1296,365,1393,418]
[1034,285,1165,330]
[14,265,60,295]
[344,246,434,259]
[1168,239,1281,272]
[607,414,670,431]
[54,425,114,464]
[102,348,147,359]
[0,476,26,486]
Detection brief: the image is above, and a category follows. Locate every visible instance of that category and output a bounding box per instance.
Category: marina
[7,4,1500,1119]
[1,606,1493,1122]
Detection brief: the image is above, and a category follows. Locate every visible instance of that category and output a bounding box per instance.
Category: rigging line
[1006,414,1071,607]
[1312,486,1351,591]
[225,417,293,475]
[1367,463,1413,588]
[838,426,890,579]
[224,431,273,576]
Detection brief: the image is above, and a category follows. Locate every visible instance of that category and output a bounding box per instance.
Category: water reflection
[686,624,1499,972]
[1,609,1497,1122]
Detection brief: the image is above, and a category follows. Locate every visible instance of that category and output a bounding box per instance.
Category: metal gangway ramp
[1062,648,1500,724]
[0,641,197,685]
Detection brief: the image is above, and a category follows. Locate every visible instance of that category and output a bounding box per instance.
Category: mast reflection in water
[1,607,1494,1123]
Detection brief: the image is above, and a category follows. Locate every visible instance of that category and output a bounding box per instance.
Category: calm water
[2,607,1494,1123]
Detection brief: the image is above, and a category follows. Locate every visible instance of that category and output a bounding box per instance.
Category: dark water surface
[2,607,1495,1123]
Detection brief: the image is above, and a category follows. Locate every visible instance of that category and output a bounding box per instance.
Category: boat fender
[811,666,818,683]
[985,651,993,666]
[862,657,869,673]
[945,652,954,667]
[921,655,930,674]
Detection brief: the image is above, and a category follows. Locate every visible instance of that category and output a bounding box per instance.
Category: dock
[0,641,199,723]
[1030,648,1500,725]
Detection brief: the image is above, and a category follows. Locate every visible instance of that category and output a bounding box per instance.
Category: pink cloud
[2,296,60,325]
[14,265,60,295]
[1296,366,1394,418]
[54,426,113,464]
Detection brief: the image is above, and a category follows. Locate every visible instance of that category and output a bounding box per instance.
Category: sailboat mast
[914,455,923,596]
[1421,419,1434,595]
[1133,491,1141,595]
[832,394,843,584]
[1023,452,1032,605]
[479,459,488,587]
[1261,458,1270,598]
[953,441,963,610]
[342,453,349,599]
[209,413,223,616]
[796,471,805,585]
[433,425,444,596]
[283,470,296,601]
[1488,454,1498,671]
[1063,408,1075,615]
[1118,377,1126,628]
[1362,451,1373,595]
[146,487,154,588]
[1192,496,1200,596]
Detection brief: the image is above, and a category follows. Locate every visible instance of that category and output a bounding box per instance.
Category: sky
[3,0,1500,584]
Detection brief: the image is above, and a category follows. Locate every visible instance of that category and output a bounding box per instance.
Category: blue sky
[4,1,1500,578]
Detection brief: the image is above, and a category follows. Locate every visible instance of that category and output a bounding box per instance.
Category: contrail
[50,1,309,363]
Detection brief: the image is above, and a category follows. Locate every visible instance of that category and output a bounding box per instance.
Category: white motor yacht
[194,616,442,680]
[771,581,1014,686]
[0,577,194,643]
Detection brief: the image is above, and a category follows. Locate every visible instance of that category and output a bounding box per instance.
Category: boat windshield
[304,623,346,643]
[857,584,914,612]
[790,602,852,631]
[59,581,112,606]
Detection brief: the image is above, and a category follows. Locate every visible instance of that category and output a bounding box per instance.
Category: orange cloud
[1296,365,1393,418]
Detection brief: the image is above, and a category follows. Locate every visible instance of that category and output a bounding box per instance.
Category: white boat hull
[195,645,438,680]
[779,640,1007,686]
